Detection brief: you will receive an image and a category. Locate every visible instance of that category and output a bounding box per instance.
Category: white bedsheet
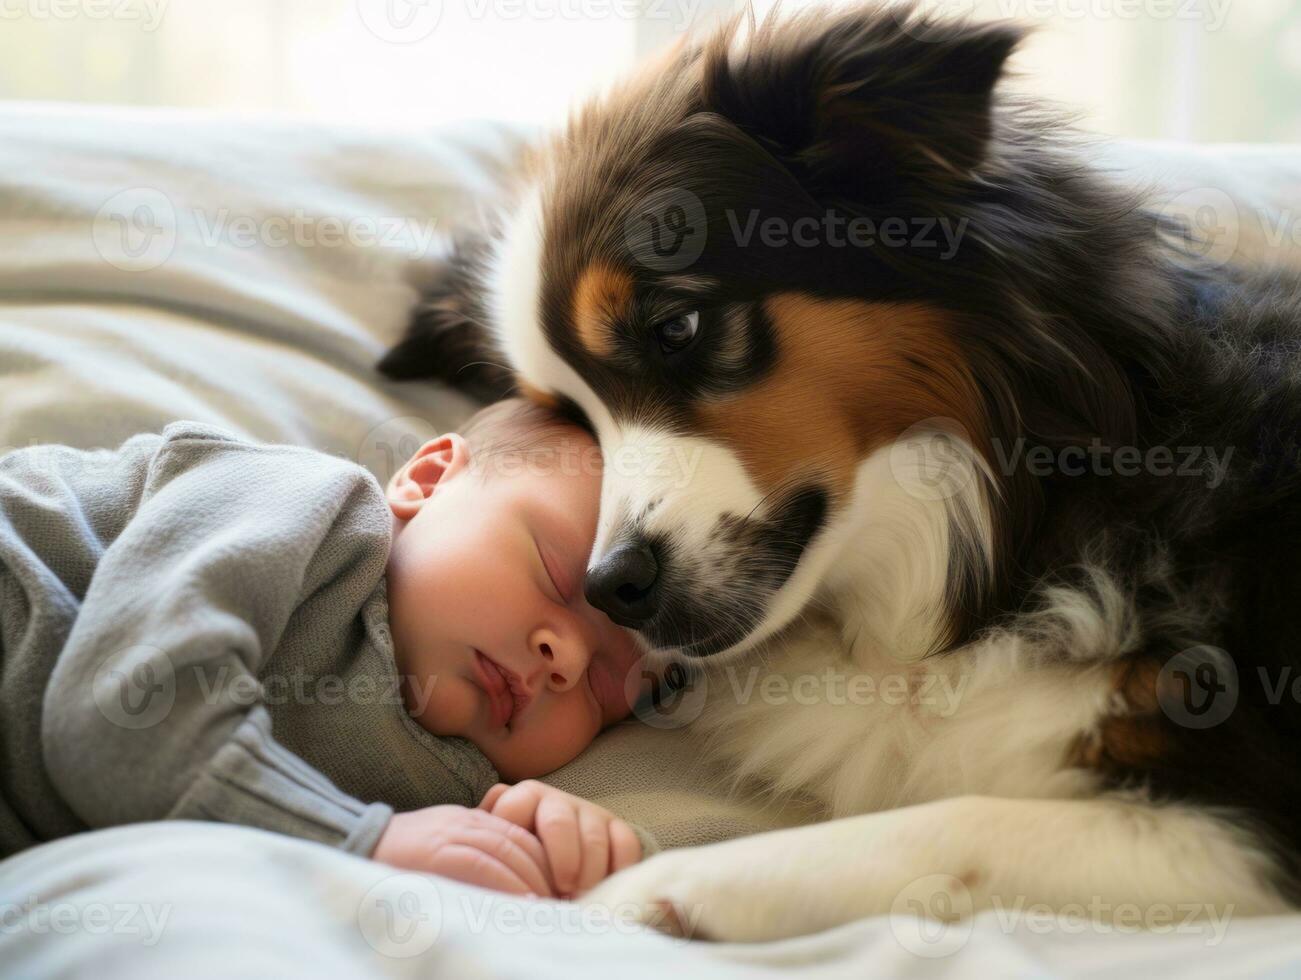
[1,101,1299,975]
[4,822,1301,980]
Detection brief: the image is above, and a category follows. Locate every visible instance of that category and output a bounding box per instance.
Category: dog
[379,2,1301,942]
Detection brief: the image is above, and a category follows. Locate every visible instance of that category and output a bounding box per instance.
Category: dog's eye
[654,311,699,354]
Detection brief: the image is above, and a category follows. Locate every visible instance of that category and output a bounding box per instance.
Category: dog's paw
[582,843,786,943]
[583,850,719,941]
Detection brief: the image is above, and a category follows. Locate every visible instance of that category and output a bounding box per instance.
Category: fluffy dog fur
[380,3,1301,940]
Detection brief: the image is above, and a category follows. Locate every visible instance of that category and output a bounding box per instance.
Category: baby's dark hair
[458,397,595,484]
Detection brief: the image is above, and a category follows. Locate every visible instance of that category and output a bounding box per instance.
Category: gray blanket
[0,420,497,858]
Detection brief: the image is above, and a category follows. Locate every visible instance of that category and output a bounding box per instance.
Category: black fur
[377,230,516,403]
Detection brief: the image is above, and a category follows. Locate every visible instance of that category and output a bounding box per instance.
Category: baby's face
[384,422,648,780]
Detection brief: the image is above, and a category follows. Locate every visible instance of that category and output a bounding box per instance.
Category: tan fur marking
[572,263,633,359]
[1075,658,1171,771]
[517,380,559,411]
[695,294,990,503]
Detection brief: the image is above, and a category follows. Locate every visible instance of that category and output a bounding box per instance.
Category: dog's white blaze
[590,423,835,656]
[590,424,759,559]
[485,183,616,440]
[484,186,788,608]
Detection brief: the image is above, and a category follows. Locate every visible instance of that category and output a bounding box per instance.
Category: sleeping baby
[0,397,654,899]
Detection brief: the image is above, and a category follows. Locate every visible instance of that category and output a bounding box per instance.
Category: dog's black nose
[584,541,660,628]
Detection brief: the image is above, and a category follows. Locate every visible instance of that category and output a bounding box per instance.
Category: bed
[0,101,1299,977]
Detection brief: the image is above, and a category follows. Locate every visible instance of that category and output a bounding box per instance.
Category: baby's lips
[473,648,518,728]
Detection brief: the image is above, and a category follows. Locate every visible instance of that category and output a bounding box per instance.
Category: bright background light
[0,0,1297,140]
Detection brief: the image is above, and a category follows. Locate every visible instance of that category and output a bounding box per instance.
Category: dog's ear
[700,9,1023,203]
[377,232,517,404]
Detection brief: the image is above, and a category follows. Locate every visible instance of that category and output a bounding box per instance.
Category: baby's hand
[372,804,555,897]
[478,781,642,898]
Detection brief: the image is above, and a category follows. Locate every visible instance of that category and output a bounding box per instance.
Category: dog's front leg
[583,794,1289,943]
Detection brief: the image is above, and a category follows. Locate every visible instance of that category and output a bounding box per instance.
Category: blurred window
[0,0,1295,139]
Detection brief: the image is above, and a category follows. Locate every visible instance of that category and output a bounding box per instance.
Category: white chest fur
[687,609,1114,818]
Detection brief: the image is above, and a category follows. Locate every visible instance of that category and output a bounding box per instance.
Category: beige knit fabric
[545,722,827,850]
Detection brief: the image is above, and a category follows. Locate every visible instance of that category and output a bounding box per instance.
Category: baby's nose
[527,625,593,691]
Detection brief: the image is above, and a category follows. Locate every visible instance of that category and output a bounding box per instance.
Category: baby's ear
[387,434,471,520]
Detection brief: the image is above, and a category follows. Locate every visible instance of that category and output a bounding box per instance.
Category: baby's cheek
[499,695,603,779]
[407,673,478,737]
